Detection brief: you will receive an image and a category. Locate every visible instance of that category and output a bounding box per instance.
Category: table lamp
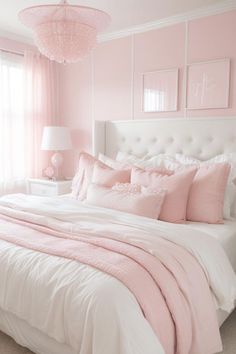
[41,126,72,180]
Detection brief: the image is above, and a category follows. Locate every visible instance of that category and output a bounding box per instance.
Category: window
[0,51,25,193]
[0,50,56,195]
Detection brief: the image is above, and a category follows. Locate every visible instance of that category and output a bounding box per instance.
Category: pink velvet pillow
[187,163,230,224]
[131,167,197,223]
[92,162,130,187]
[86,183,166,219]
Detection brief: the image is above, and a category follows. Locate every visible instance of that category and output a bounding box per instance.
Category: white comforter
[0,194,235,354]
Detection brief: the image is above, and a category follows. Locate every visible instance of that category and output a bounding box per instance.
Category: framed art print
[187,59,230,110]
[142,68,178,112]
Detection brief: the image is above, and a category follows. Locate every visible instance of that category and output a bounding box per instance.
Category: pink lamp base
[51,152,63,180]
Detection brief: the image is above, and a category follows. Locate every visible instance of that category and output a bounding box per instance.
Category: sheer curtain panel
[0,52,25,194]
[0,50,57,195]
[24,51,57,179]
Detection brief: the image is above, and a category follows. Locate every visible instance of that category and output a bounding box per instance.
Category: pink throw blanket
[0,213,222,354]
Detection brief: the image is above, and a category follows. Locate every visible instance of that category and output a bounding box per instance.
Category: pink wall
[59,55,93,174]
[0,36,34,53]
[133,23,186,119]
[94,36,133,121]
[187,11,236,117]
[59,10,236,175]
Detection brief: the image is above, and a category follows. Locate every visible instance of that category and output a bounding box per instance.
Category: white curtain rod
[0,48,24,57]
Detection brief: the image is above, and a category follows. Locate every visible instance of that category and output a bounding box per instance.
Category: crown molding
[98,0,236,42]
[1,0,236,46]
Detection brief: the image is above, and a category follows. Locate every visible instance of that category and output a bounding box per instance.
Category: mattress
[186,220,236,272]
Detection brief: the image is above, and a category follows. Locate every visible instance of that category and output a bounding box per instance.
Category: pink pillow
[131,167,197,223]
[187,163,230,224]
[71,152,131,200]
[71,152,100,200]
[92,162,130,187]
[86,183,166,219]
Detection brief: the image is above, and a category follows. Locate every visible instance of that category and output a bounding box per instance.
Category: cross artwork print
[187,59,230,110]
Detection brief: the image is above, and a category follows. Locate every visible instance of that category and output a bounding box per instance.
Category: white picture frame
[186,58,230,110]
[142,68,179,113]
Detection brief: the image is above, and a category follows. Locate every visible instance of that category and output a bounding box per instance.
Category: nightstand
[27,178,72,196]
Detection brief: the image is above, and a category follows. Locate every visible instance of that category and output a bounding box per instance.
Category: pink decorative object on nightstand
[43,166,55,179]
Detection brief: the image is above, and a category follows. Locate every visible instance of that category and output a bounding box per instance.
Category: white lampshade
[41,126,72,151]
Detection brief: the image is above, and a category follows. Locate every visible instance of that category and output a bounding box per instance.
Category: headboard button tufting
[94,118,236,160]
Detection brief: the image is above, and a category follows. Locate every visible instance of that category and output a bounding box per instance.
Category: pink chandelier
[19,0,110,64]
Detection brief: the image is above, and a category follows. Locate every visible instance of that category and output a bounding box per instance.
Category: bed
[0,117,236,354]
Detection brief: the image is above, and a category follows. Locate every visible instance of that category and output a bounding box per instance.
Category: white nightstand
[27,178,72,197]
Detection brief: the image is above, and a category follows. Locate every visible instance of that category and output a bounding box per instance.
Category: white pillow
[175,153,236,219]
[116,151,180,170]
[115,151,148,167]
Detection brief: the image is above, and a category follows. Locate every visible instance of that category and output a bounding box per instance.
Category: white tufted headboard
[93,118,236,160]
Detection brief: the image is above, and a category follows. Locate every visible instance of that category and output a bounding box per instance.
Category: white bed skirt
[0,308,75,354]
[0,306,231,354]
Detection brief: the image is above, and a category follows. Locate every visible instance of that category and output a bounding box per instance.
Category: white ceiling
[0,0,232,42]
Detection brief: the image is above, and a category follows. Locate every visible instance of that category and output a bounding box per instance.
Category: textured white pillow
[175,153,236,219]
[116,151,180,170]
[115,151,148,167]
[98,153,129,169]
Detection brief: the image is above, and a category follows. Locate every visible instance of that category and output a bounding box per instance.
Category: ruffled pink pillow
[86,183,166,219]
[187,163,230,224]
[131,167,197,223]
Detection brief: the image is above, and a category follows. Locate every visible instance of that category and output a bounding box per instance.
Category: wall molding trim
[98,0,236,42]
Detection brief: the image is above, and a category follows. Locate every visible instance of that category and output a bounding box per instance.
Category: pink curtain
[24,50,58,179]
[0,50,58,195]
[0,51,25,194]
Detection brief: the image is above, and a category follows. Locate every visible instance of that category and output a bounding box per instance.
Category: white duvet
[0,194,236,354]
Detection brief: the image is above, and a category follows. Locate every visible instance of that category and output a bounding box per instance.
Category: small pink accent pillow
[131,167,197,223]
[187,163,231,224]
[92,162,130,187]
[86,183,166,219]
